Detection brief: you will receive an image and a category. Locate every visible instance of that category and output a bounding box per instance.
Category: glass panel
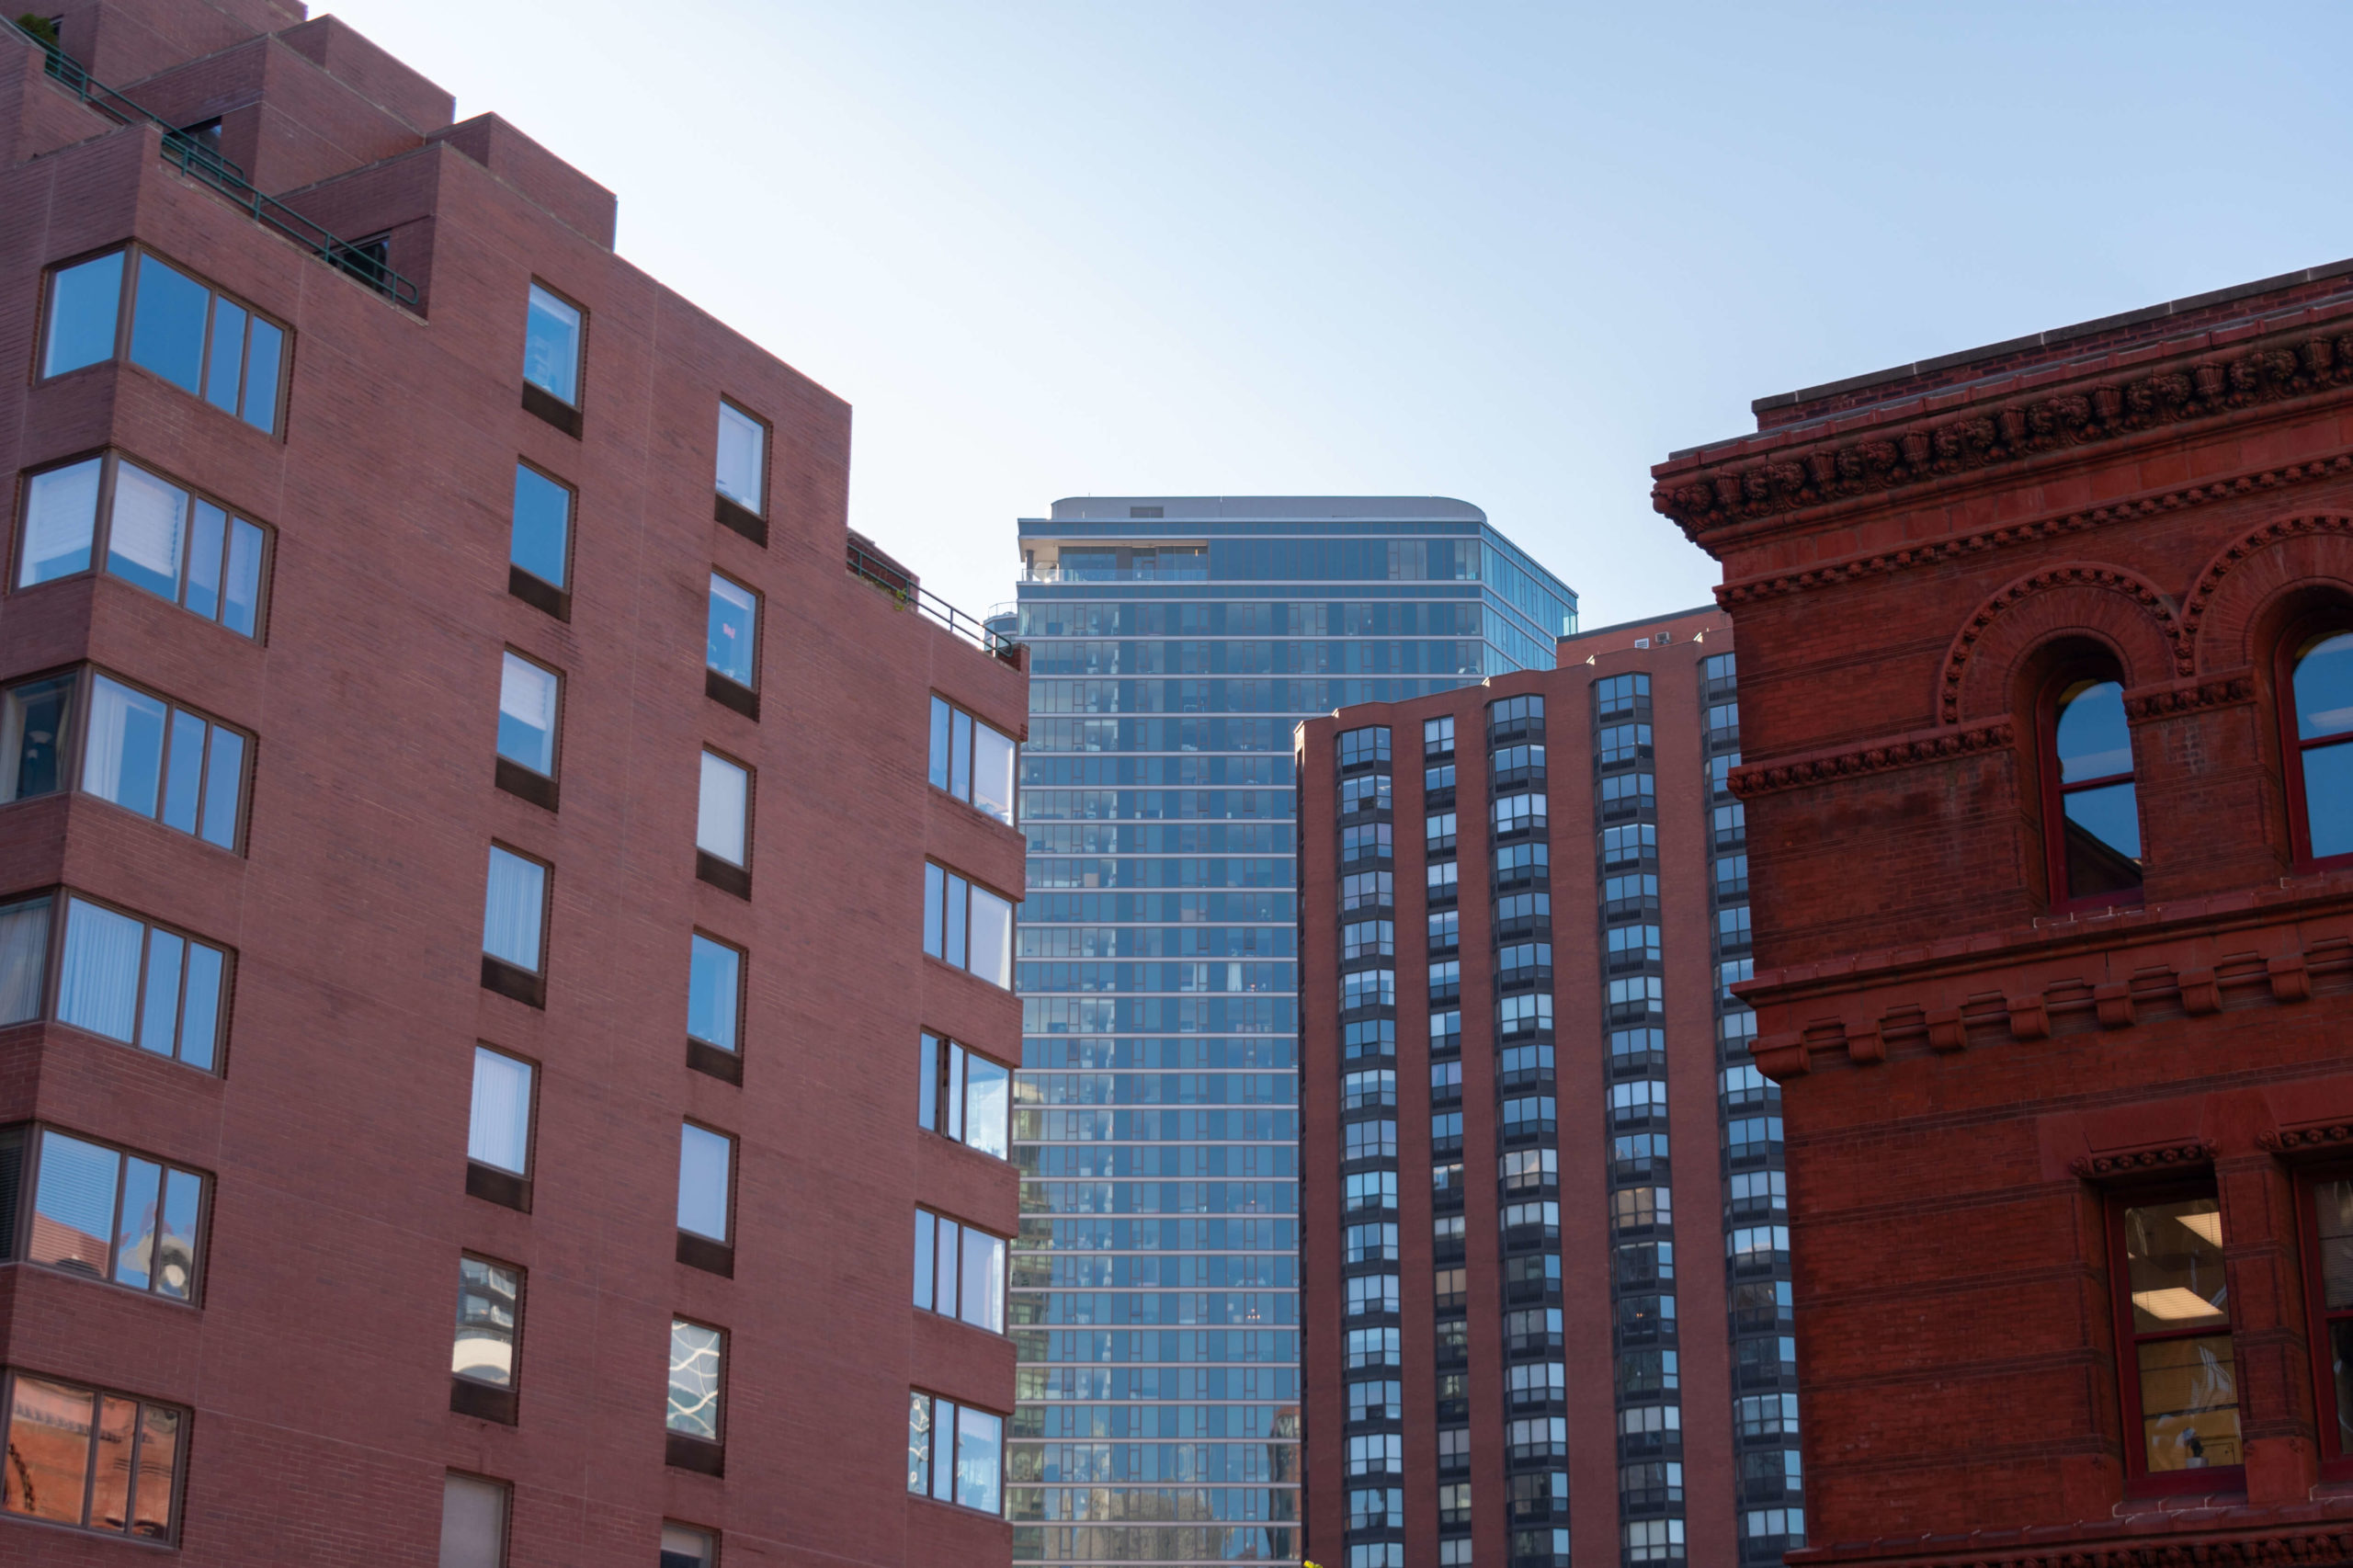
[87,1393,135,1530]
[2139,1333,2242,1471]
[161,710,206,835]
[955,1404,1003,1513]
[114,1156,160,1290]
[2320,1180,2353,1309]
[241,316,281,432]
[156,1169,199,1300]
[928,698,951,791]
[971,722,1016,824]
[468,1048,532,1174]
[946,1044,964,1142]
[524,283,581,403]
[933,1399,956,1500]
[4,1376,93,1522]
[199,727,243,848]
[2305,741,2353,860]
[914,1209,936,1310]
[961,1228,1005,1333]
[666,1320,722,1437]
[222,518,263,636]
[482,846,546,971]
[3,673,75,801]
[917,1032,939,1131]
[2335,1318,2353,1458]
[660,1525,715,1568]
[964,1054,1009,1158]
[107,461,188,602]
[453,1256,519,1386]
[2063,780,2143,897]
[496,653,559,775]
[686,935,739,1051]
[19,458,101,585]
[178,942,222,1071]
[44,252,124,376]
[968,886,1012,988]
[185,501,225,619]
[2297,632,2353,739]
[128,255,209,393]
[203,297,244,414]
[934,1216,960,1317]
[2055,680,2132,782]
[2125,1199,2229,1331]
[59,898,145,1042]
[84,675,167,816]
[923,864,945,959]
[31,1129,119,1277]
[130,1405,177,1538]
[944,874,967,969]
[676,1124,731,1242]
[0,895,51,1024]
[139,930,183,1056]
[696,753,748,865]
[438,1473,507,1568]
[907,1392,933,1494]
[950,710,972,801]
[706,574,756,687]
[715,403,763,510]
[509,465,572,588]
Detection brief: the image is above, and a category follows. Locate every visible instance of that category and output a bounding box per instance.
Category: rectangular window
[53,894,227,1070]
[495,653,560,778]
[17,453,268,634]
[1424,715,1454,756]
[716,402,765,515]
[1,1369,185,1540]
[707,574,758,690]
[13,1125,204,1301]
[667,1319,724,1440]
[41,248,285,433]
[508,463,574,595]
[467,1047,534,1177]
[523,283,583,406]
[438,1472,508,1568]
[2114,1192,2240,1480]
[57,671,242,849]
[453,1256,521,1388]
[912,1210,1007,1333]
[2308,1177,2353,1459]
[906,1392,1004,1513]
[928,696,1017,826]
[920,1032,1010,1159]
[687,934,742,1055]
[482,846,549,976]
[662,1525,716,1567]
[43,251,124,378]
[676,1123,733,1244]
[923,863,1014,987]
[697,751,750,868]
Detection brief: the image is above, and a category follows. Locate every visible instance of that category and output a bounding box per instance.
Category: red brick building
[1297,608,1803,1568]
[1653,261,2353,1564]
[0,2,1025,1563]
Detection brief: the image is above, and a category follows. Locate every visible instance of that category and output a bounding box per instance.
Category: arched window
[2288,630,2353,863]
[2047,675,2143,904]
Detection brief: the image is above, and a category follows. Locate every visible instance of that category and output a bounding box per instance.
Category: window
[906,1392,1003,1513]
[43,248,286,432]
[1344,1119,1397,1161]
[438,1472,507,1568]
[1346,1274,1400,1317]
[913,1209,1007,1333]
[1427,911,1459,951]
[523,282,583,406]
[1342,823,1392,864]
[496,653,560,779]
[1705,652,1737,686]
[468,1047,534,1179]
[2308,1178,2353,1457]
[507,462,574,603]
[928,697,1017,826]
[1431,1008,1462,1051]
[17,453,267,633]
[1426,812,1456,851]
[50,895,228,1069]
[1344,1069,1397,1110]
[1347,1483,1403,1526]
[482,846,549,978]
[1345,1221,1399,1263]
[661,1524,717,1568]
[2046,673,2143,904]
[1624,1518,1686,1562]
[1347,1326,1402,1369]
[1,1370,185,1539]
[1346,1171,1398,1212]
[687,934,743,1056]
[697,751,750,869]
[1347,1432,1403,1476]
[64,672,244,848]
[676,1123,733,1244]
[715,401,766,516]
[1427,960,1460,1002]
[1342,920,1394,960]
[667,1319,724,1440]
[1425,763,1455,796]
[1338,726,1392,767]
[1342,968,1394,1010]
[922,864,1015,987]
[1427,860,1458,899]
[707,574,759,691]
[7,1126,203,1300]
[1499,994,1552,1039]
[918,1032,1010,1159]
[1597,722,1652,766]
[1341,871,1392,912]
[2286,629,2353,862]
[2112,1193,2239,1481]
[1341,773,1392,814]
[1438,1480,1472,1525]
[453,1256,520,1388]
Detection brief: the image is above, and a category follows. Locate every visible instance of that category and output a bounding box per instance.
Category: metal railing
[9,18,423,308]
[1017,564,1209,584]
[847,541,1021,665]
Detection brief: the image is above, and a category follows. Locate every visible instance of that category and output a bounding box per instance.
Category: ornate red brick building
[1653,263,2353,1564]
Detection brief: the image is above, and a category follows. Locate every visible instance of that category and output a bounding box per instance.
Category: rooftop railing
[847,540,1021,665]
[8,17,423,308]
[1018,564,1210,584]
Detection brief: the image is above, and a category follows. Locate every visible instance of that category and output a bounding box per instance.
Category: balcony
[848,539,1022,664]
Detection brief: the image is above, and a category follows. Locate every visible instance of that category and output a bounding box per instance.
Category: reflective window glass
[2053,679,2142,901]
[687,934,741,1052]
[523,283,581,404]
[707,574,757,687]
[716,403,764,512]
[496,653,559,776]
[509,465,572,590]
[43,252,123,376]
[2294,631,2353,859]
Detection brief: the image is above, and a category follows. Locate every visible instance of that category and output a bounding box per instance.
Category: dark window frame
[480,843,552,1006]
[2038,659,2146,912]
[714,397,770,537]
[0,1365,189,1541]
[2277,612,2353,871]
[38,242,292,437]
[2105,1179,2245,1494]
[5,885,236,1074]
[450,1251,524,1425]
[464,1041,538,1211]
[2,1120,210,1305]
[704,569,762,714]
[506,458,576,620]
[2295,1163,2353,1480]
[55,663,254,854]
[520,278,587,436]
[12,448,276,640]
[675,1119,737,1278]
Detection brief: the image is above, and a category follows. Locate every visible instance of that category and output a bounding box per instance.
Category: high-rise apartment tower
[1006,496,1575,1567]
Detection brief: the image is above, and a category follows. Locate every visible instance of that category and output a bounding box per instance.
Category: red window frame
[2105,1182,2244,1494]
[2038,667,2145,912]
[2275,618,2353,871]
[2295,1165,2353,1481]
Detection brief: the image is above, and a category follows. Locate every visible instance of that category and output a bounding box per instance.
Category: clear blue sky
[333,0,2352,629]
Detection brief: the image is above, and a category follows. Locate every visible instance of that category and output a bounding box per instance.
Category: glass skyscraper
[1006,497,1577,1568]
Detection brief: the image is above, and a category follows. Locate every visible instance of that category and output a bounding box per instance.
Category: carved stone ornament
[1730,721,2013,799]
[1937,564,2188,722]
[2068,1142,2215,1179]
[2260,1122,2353,1152]
[2120,675,2256,720]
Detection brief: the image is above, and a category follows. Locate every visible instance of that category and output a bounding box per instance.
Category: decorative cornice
[1730,721,2014,799]
[2068,1142,2214,1179]
[1793,1524,2353,1568]
[2121,674,2256,721]
[1938,565,2186,722]
[1655,321,2353,539]
[2259,1121,2353,1152]
[1715,455,2353,606]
